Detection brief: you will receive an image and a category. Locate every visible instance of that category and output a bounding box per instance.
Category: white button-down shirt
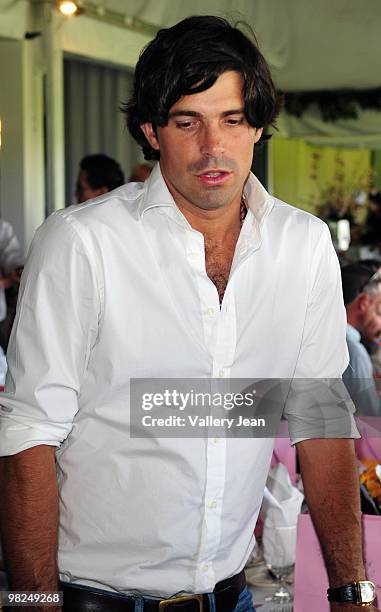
[0,164,355,597]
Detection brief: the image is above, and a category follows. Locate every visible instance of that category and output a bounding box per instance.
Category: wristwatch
[327,581,376,606]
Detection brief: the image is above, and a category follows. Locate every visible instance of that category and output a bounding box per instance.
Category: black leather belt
[60,570,246,612]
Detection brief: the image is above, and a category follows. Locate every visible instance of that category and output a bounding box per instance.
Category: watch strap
[327,584,358,603]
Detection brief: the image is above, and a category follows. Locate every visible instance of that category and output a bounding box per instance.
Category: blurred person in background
[342,263,381,415]
[0,218,24,352]
[75,153,125,203]
[359,259,381,385]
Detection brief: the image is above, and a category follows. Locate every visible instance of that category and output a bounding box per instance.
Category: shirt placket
[185,230,220,352]
[186,230,239,591]
[187,214,262,590]
[197,289,238,589]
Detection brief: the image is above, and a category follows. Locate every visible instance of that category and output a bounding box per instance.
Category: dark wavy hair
[122,15,283,161]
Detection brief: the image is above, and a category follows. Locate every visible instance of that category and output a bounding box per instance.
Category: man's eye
[225,118,244,126]
[176,120,198,130]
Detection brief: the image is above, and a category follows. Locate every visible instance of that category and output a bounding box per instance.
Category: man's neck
[188,205,241,243]
[183,204,243,245]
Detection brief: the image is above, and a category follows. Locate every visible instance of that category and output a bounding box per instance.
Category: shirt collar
[243,172,275,225]
[138,163,178,217]
[138,162,275,226]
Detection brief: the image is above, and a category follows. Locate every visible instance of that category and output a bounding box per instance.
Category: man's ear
[254,127,264,143]
[140,123,160,151]
[357,293,370,313]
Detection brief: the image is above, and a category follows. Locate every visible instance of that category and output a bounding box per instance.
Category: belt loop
[207,592,216,612]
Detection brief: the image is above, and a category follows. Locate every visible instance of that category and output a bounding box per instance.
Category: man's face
[140,71,263,213]
[76,170,106,204]
[360,291,381,343]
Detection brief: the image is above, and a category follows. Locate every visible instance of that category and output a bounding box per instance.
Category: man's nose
[199,124,225,157]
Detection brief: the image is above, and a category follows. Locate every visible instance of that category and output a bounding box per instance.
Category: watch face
[359,581,376,603]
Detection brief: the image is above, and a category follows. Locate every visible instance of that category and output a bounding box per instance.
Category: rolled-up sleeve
[283,222,359,444]
[0,213,101,456]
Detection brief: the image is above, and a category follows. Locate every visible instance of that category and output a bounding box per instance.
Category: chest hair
[203,199,247,304]
[204,235,238,304]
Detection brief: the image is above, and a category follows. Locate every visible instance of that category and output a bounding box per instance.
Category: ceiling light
[54,0,157,37]
[57,1,79,17]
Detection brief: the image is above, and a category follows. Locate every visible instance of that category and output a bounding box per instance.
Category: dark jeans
[232,587,256,612]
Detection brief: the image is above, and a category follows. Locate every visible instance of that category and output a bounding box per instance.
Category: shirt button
[213,437,220,444]
[218,369,225,378]
[209,500,218,509]
[203,564,209,573]
[207,308,215,316]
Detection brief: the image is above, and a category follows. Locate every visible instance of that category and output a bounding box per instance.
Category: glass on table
[262,524,296,604]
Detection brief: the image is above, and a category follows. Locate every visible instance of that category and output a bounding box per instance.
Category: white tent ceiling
[1,0,380,91]
[98,0,381,91]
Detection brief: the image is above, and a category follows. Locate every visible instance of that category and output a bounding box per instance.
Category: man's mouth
[196,170,231,185]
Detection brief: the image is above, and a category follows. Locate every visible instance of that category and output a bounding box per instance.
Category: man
[75,153,125,203]
[0,15,377,612]
[341,263,381,415]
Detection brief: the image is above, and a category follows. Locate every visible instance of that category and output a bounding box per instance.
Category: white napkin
[261,463,304,567]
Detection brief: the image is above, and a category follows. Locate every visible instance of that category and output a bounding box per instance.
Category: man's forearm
[297,438,365,588]
[0,445,59,593]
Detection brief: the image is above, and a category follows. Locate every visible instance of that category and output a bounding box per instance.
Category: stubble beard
[185,171,251,213]
[184,156,242,210]
[186,186,239,211]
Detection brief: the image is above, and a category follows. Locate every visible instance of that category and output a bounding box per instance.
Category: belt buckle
[159,594,203,612]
